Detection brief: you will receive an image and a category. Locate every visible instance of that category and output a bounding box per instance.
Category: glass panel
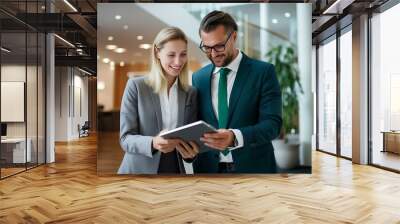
[339,29,352,158]
[0,1,46,179]
[38,32,45,165]
[371,4,400,171]
[1,30,28,177]
[27,30,38,169]
[26,0,39,170]
[317,37,337,154]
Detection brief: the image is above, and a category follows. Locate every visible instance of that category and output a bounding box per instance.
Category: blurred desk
[98,110,120,132]
[1,138,32,164]
[381,131,400,154]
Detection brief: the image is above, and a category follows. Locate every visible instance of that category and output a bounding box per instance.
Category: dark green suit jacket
[192,53,282,173]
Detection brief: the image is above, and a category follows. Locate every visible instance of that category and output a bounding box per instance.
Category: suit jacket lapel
[204,65,218,126]
[149,89,163,131]
[177,85,185,127]
[227,54,251,127]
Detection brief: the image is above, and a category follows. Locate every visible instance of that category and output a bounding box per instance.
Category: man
[192,10,282,173]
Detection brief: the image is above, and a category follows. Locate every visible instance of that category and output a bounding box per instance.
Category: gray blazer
[118,76,197,174]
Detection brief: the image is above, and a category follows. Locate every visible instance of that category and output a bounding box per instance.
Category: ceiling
[97,3,299,69]
[97,3,208,69]
[311,0,390,44]
[6,0,384,74]
[0,0,98,73]
[0,1,302,75]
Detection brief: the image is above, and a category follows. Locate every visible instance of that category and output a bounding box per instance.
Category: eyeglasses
[199,31,233,53]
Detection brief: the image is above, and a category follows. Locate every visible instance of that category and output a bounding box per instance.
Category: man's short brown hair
[199,10,238,35]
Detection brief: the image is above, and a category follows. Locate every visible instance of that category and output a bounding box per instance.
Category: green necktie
[218,67,231,156]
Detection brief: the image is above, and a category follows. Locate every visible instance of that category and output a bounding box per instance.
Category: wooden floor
[372,150,400,171]
[1,135,400,223]
[97,132,123,175]
[1,167,26,178]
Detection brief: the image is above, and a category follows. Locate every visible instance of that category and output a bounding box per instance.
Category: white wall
[55,67,68,141]
[1,64,46,164]
[1,65,36,138]
[72,74,89,138]
[97,62,115,111]
[55,67,89,141]
[1,66,26,128]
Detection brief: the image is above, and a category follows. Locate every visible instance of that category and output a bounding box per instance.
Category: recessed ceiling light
[97,81,105,90]
[108,36,114,41]
[272,19,278,24]
[284,12,291,18]
[115,15,122,20]
[106,44,117,50]
[102,58,110,64]
[120,61,125,67]
[237,21,242,26]
[114,48,126,53]
[123,25,128,30]
[139,44,151,50]
[41,5,46,10]
[76,48,82,52]
[137,35,143,40]
[110,61,115,66]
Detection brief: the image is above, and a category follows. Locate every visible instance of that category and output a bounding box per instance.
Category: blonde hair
[145,27,190,93]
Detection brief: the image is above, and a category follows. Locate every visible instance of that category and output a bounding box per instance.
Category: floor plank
[1,134,400,223]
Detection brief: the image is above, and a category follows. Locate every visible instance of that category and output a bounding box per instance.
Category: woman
[118,27,199,174]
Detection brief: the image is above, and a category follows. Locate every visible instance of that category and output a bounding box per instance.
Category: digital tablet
[159,120,217,153]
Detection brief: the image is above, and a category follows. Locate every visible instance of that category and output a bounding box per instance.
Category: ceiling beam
[55,55,96,73]
[67,13,96,39]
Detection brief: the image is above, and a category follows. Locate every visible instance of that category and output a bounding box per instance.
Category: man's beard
[210,52,234,67]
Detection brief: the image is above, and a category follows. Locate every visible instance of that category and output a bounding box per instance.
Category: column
[297,3,312,166]
[46,33,55,163]
[352,14,369,164]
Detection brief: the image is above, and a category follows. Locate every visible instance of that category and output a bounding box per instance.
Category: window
[370,3,400,171]
[317,36,337,154]
[339,28,352,158]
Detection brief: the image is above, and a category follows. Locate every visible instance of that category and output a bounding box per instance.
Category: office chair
[78,121,90,138]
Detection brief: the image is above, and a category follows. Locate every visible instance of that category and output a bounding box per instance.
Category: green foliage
[266,45,303,136]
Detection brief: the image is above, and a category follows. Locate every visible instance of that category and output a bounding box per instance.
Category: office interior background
[96,3,313,175]
[314,0,400,172]
[0,0,400,223]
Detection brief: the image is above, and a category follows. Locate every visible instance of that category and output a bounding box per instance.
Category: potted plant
[266,44,303,170]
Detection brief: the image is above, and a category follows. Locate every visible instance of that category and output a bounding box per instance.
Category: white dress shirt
[159,79,178,132]
[159,79,193,174]
[211,50,244,163]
